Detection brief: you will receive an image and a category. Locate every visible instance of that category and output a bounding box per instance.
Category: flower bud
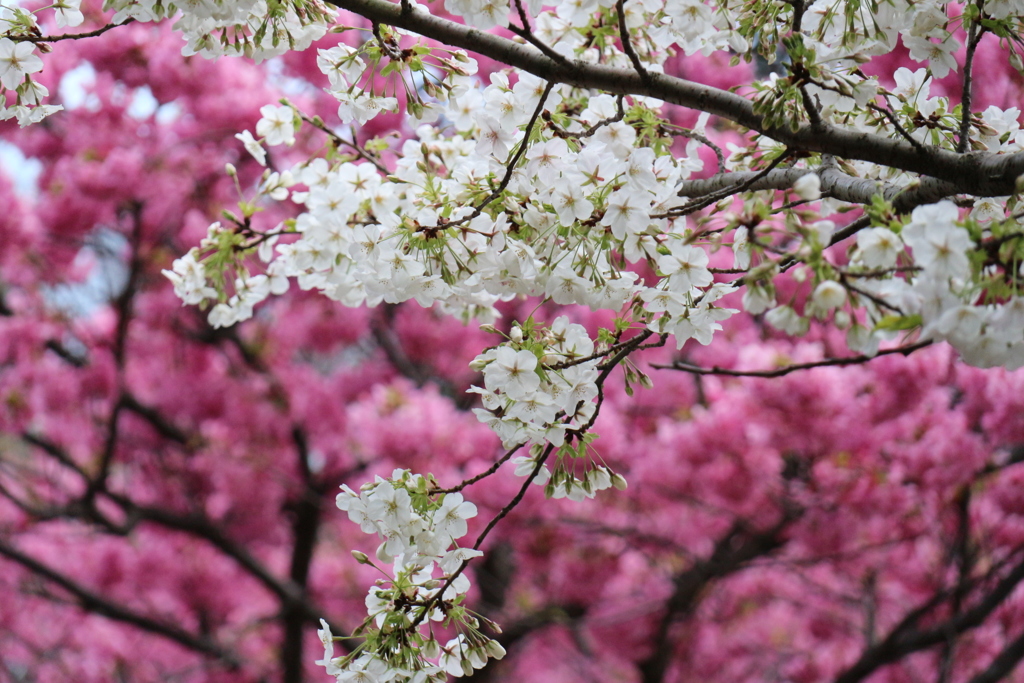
[421,638,440,659]
[1012,51,1024,74]
[376,543,393,564]
[484,640,507,660]
[509,326,523,344]
[225,163,237,177]
[793,173,821,201]
[611,473,628,490]
[351,550,371,565]
[811,280,847,312]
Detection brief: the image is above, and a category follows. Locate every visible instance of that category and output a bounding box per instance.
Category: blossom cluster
[175,61,743,358]
[852,201,1024,368]
[469,317,630,501]
[0,20,65,126]
[470,317,599,449]
[103,0,334,61]
[323,469,508,681]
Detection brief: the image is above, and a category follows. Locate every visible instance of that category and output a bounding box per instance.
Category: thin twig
[616,0,648,81]
[871,102,929,154]
[507,23,570,63]
[653,341,932,377]
[13,20,129,43]
[429,444,525,494]
[958,7,985,153]
[508,0,569,64]
[371,21,405,60]
[294,109,389,174]
[417,80,554,233]
[660,150,791,218]
[408,445,554,630]
[545,95,625,140]
[659,124,726,173]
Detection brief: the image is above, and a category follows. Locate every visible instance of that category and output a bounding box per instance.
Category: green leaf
[873,314,922,332]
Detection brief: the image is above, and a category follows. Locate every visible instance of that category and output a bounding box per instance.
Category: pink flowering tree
[3,0,1024,682]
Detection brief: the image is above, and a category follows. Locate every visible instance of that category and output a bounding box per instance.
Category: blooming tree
[4,0,1024,681]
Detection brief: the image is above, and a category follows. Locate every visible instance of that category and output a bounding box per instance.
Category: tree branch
[638,516,796,683]
[834,551,1024,683]
[653,341,932,378]
[0,539,241,667]
[13,20,129,43]
[675,166,957,209]
[119,392,196,447]
[958,8,985,154]
[967,628,1024,683]
[281,426,326,683]
[324,0,1024,197]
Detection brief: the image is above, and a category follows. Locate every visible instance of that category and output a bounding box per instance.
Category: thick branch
[834,552,1024,683]
[281,426,325,683]
[638,516,794,683]
[968,628,1024,683]
[107,494,321,619]
[675,167,957,210]
[325,0,1024,197]
[0,539,241,667]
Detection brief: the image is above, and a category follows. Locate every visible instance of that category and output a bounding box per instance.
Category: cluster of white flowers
[163,251,217,306]
[142,0,1024,678]
[162,219,289,326]
[747,199,1024,368]
[193,63,740,352]
[321,469,509,681]
[0,8,66,127]
[468,317,629,501]
[470,317,599,449]
[103,0,333,61]
[852,202,1024,368]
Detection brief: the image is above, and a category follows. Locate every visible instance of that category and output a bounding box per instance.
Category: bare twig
[0,539,241,667]
[654,341,932,377]
[638,516,797,683]
[834,550,1024,683]
[616,0,648,81]
[660,151,792,218]
[13,20,129,43]
[958,5,986,153]
[871,102,929,154]
[429,444,525,494]
[294,109,389,174]
[407,445,554,630]
[508,0,569,64]
[659,123,726,173]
